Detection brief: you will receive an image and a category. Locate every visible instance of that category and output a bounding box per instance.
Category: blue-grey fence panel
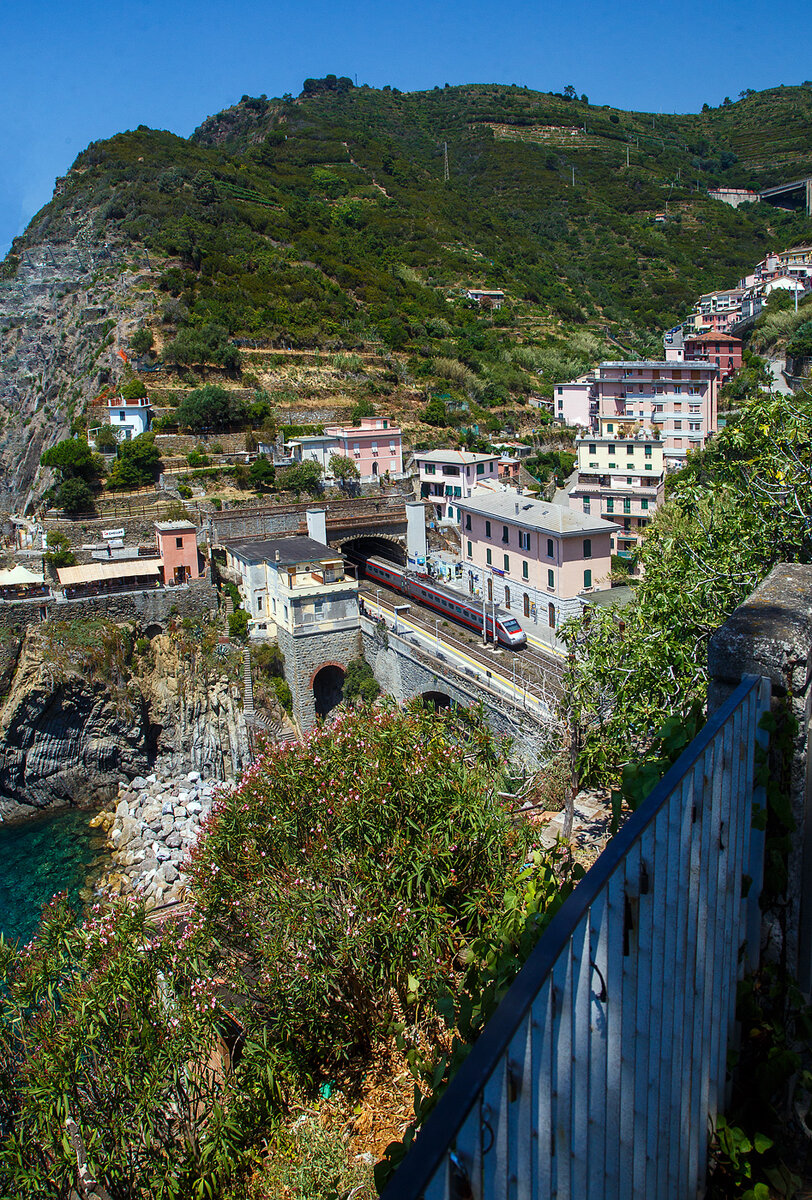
[381,674,770,1200]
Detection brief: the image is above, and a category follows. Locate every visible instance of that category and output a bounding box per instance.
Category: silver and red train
[361,556,527,649]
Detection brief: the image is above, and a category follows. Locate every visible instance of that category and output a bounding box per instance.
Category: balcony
[381,674,771,1200]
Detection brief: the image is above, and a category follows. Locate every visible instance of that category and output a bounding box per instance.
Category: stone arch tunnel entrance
[419,690,453,711]
[313,664,346,720]
[340,535,406,572]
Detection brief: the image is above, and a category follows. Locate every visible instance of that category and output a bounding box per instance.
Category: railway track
[360,583,564,702]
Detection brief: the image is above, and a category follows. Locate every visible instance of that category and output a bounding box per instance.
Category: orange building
[155,521,201,584]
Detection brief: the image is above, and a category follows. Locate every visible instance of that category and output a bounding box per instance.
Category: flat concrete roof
[227,536,341,567]
[581,585,636,609]
[598,360,716,371]
[415,450,498,465]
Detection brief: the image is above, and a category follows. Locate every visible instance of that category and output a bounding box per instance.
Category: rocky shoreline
[92,762,235,907]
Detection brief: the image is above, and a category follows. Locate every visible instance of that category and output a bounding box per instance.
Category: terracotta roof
[684,331,742,344]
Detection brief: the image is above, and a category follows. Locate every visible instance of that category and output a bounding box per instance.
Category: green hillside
[10,81,812,403]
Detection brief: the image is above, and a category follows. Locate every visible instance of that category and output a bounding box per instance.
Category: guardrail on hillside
[382,673,770,1200]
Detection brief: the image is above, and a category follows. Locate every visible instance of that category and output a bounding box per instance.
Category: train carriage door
[548,602,556,629]
[504,586,510,609]
[523,593,530,618]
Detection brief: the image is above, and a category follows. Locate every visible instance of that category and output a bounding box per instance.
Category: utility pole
[571,165,575,187]
[626,144,630,169]
[443,141,449,184]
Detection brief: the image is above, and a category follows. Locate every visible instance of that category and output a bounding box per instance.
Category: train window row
[418,587,476,621]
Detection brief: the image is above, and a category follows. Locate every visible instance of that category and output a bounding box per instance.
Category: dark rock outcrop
[0,629,249,820]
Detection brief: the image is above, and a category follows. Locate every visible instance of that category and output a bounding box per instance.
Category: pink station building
[458,489,616,630]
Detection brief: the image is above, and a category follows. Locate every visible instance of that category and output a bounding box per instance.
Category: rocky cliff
[0,202,158,512]
[0,627,249,821]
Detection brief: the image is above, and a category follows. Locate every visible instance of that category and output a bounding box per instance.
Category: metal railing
[382,673,770,1200]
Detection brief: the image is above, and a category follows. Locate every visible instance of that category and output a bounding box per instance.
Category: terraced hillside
[0,80,810,510]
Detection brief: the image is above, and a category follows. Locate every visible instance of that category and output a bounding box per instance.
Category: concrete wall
[708,563,812,991]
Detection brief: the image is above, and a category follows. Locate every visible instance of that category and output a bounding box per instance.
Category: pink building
[554,374,595,427]
[415,449,499,523]
[689,288,748,334]
[755,245,812,283]
[498,456,521,483]
[587,360,717,471]
[323,417,403,483]
[564,359,717,568]
[155,521,201,584]
[458,488,616,629]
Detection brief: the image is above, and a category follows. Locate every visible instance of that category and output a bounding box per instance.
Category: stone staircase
[242,648,296,746]
[243,649,254,717]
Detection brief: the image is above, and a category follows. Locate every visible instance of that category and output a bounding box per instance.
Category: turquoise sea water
[0,807,108,946]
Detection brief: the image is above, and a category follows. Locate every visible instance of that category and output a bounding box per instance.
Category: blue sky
[1,0,810,257]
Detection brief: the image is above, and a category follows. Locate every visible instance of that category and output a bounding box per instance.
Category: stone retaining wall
[0,579,219,633]
[361,623,551,766]
[708,563,812,992]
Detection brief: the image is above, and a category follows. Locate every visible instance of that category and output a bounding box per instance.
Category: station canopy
[56,560,161,586]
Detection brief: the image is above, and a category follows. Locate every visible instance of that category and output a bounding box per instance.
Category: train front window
[503,620,522,631]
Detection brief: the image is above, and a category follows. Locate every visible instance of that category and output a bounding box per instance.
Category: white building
[414,449,500,524]
[465,288,505,309]
[106,394,151,441]
[287,435,340,476]
[224,535,359,639]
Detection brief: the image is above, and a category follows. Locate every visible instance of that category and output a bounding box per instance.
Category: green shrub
[188,705,530,1080]
[58,478,94,514]
[106,432,161,491]
[272,675,293,713]
[120,377,147,400]
[129,327,154,354]
[175,385,246,432]
[342,656,380,704]
[164,323,241,372]
[45,531,77,569]
[228,609,249,641]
